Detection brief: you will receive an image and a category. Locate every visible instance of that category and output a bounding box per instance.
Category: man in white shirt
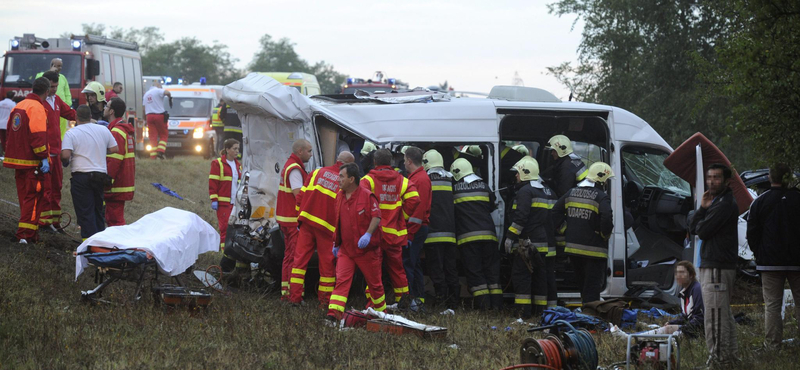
[142,80,171,160]
[0,91,16,156]
[61,106,118,240]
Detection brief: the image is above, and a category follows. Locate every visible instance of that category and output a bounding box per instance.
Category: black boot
[474,295,489,311]
[491,294,503,311]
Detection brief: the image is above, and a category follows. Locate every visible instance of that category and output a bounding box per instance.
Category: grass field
[0,157,797,369]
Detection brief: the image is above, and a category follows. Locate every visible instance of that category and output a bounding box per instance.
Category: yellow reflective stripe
[363,175,375,192]
[381,226,407,236]
[473,289,489,297]
[403,191,419,200]
[490,289,503,295]
[4,157,40,166]
[318,286,334,292]
[393,286,409,293]
[111,127,127,140]
[307,183,338,199]
[431,185,452,191]
[508,226,521,235]
[107,153,124,160]
[400,178,409,196]
[319,276,336,283]
[453,196,490,204]
[403,210,410,220]
[329,304,345,312]
[534,299,548,306]
[564,247,607,258]
[379,201,403,210]
[33,145,47,154]
[224,127,243,133]
[218,196,231,202]
[292,268,307,275]
[566,201,599,214]
[457,234,498,245]
[515,299,532,304]
[275,215,298,223]
[209,174,221,180]
[40,210,56,216]
[19,222,38,230]
[279,185,293,193]
[425,236,457,243]
[109,186,134,193]
[331,294,348,303]
[298,211,336,233]
[290,278,304,284]
[372,294,386,305]
[124,152,135,158]
[532,202,554,209]
[209,194,219,200]
[576,169,588,181]
[220,176,233,181]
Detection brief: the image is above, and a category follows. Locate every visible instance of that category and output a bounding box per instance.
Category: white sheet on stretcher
[75,207,220,280]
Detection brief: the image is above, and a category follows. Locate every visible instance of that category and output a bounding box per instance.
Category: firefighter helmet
[586,162,614,183]
[423,149,443,171]
[547,135,573,158]
[512,144,530,156]
[451,158,474,182]
[514,156,540,181]
[361,141,377,156]
[81,81,106,103]
[459,145,482,158]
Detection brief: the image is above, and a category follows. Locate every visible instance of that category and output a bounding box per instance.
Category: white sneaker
[19,239,28,244]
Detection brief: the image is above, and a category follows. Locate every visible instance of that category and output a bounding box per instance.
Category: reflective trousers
[402,225,428,300]
[146,114,168,157]
[215,202,233,250]
[279,224,299,300]
[424,241,460,304]
[289,224,336,305]
[105,200,127,227]
[461,241,502,310]
[570,256,605,304]
[512,250,557,318]
[328,249,386,320]
[700,268,738,364]
[15,169,45,241]
[39,154,63,227]
[367,242,409,304]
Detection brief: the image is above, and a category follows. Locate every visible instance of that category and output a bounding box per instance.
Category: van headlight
[193,127,204,139]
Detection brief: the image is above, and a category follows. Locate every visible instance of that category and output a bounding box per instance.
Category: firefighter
[451,157,501,311]
[289,151,355,306]
[552,161,614,303]
[2,77,51,244]
[359,141,377,175]
[211,100,224,154]
[209,139,242,272]
[543,135,588,198]
[219,102,242,159]
[142,79,171,159]
[38,71,76,231]
[422,149,460,308]
[104,98,135,226]
[361,148,420,308]
[81,81,107,122]
[276,139,312,299]
[35,58,71,139]
[327,162,386,320]
[402,146,432,311]
[505,156,558,319]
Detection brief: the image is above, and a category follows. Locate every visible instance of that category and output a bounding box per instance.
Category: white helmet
[512,144,530,156]
[450,158,474,182]
[586,162,614,183]
[459,145,482,158]
[547,135,573,158]
[361,141,377,156]
[422,149,443,171]
[513,156,540,181]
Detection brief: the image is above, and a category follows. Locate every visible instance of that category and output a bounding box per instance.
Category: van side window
[102,53,112,83]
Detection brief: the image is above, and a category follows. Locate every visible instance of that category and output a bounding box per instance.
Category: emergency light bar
[10,39,19,50]
[71,40,81,51]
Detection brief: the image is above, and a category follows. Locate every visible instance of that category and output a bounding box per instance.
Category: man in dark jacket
[746,163,800,348]
[689,163,739,366]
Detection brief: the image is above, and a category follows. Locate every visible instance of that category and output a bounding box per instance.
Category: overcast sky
[2,0,584,99]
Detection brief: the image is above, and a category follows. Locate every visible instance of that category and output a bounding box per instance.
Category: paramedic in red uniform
[289,151,355,305]
[402,146,432,311]
[361,148,420,307]
[209,139,242,270]
[327,162,386,320]
[276,139,312,299]
[104,98,135,226]
[142,79,171,159]
[2,77,51,244]
[38,71,76,231]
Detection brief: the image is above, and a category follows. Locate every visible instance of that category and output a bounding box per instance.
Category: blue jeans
[403,225,428,300]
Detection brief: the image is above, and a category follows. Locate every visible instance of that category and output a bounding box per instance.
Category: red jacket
[42,95,75,155]
[296,161,342,235]
[105,118,135,201]
[335,185,382,257]
[2,94,48,170]
[406,166,432,241]
[208,155,242,203]
[361,165,420,246]
[276,153,308,226]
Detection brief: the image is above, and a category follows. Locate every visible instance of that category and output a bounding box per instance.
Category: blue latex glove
[97,120,109,127]
[211,201,218,211]
[332,245,339,258]
[358,232,372,249]
[40,158,50,173]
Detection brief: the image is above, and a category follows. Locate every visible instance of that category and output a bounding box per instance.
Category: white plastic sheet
[75,207,219,280]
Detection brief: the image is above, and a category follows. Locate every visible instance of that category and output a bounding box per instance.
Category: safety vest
[222,104,242,134]
[406,167,431,241]
[507,182,557,256]
[452,177,497,245]
[296,162,342,235]
[105,119,136,201]
[208,155,242,203]
[426,170,456,244]
[361,165,420,247]
[275,153,308,225]
[552,184,613,259]
[2,94,49,170]
[211,106,223,128]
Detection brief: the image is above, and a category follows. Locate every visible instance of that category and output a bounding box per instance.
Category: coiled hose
[517,320,598,370]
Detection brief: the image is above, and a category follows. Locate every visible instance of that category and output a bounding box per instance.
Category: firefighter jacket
[689,186,739,269]
[406,167,432,241]
[499,146,524,186]
[507,180,557,256]
[105,118,136,201]
[361,165,420,246]
[42,95,75,155]
[453,175,497,245]
[208,155,242,204]
[211,106,223,128]
[2,94,49,170]
[426,168,456,244]
[220,104,242,134]
[545,153,589,198]
[276,153,308,225]
[334,185,382,258]
[296,161,343,236]
[552,181,613,259]
[746,187,800,271]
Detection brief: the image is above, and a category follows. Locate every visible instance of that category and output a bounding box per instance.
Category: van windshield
[3,53,82,88]
[622,148,691,196]
[164,97,211,118]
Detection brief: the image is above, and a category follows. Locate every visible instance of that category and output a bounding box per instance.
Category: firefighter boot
[448,284,462,309]
[491,294,503,311]
[517,304,532,320]
[474,295,489,311]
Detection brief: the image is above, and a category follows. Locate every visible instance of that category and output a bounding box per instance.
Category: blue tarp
[151,183,184,200]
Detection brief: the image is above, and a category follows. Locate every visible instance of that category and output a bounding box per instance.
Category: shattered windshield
[622,148,691,196]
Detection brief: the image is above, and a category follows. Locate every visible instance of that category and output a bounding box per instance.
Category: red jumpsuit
[208,155,241,250]
[2,94,49,242]
[39,94,75,227]
[361,165,420,302]
[276,153,307,299]
[105,118,135,226]
[146,113,168,158]
[327,185,386,319]
[289,162,343,305]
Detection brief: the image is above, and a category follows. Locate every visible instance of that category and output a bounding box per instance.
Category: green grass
[0,157,797,369]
